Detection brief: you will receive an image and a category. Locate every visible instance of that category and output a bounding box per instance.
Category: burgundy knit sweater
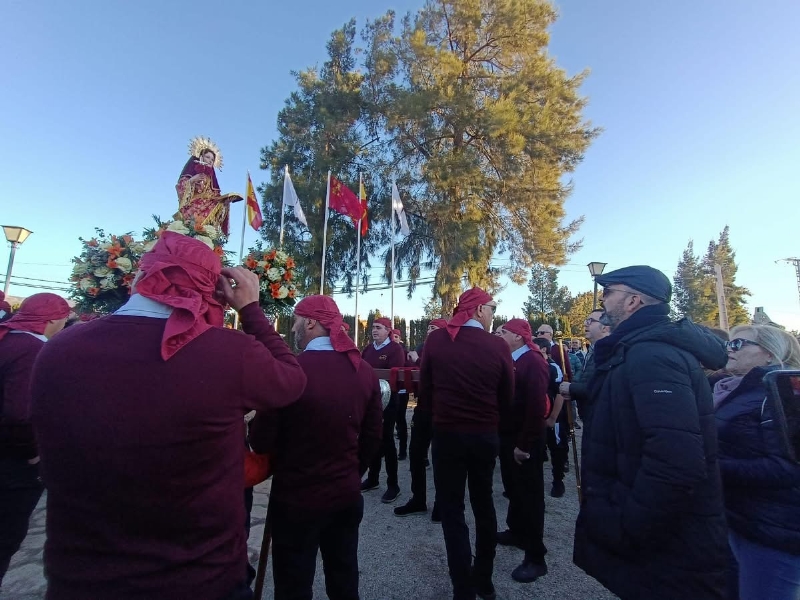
[0,332,45,460]
[499,348,550,452]
[418,326,514,434]
[361,340,406,370]
[31,302,306,600]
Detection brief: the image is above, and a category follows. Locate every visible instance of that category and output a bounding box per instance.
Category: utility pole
[776,258,800,306]
[714,263,729,330]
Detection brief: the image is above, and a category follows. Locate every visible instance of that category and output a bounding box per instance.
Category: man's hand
[407,350,419,363]
[545,414,558,428]
[513,447,530,465]
[216,267,260,311]
[559,382,571,398]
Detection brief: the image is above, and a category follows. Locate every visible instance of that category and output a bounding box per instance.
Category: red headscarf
[429,318,448,330]
[294,295,360,369]
[0,291,11,320]
[390,328,401,338]
[0,293,70,342]
[374,317,392,330]
[134,231,223,360]
[502,318,535,350]
[446,287,492,340]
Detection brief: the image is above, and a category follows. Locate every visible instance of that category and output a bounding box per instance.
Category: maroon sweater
[30,302,306,600]
[418,326,514,434]
[361,340,406,370]
[499,348,550,453]
[249,349,383,516]
[0,332,45,460]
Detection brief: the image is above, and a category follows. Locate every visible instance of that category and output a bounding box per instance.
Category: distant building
[752,307,782,328]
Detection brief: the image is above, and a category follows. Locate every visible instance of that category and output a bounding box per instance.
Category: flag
[391,181,411,235]
[329,176,363,224]
[358,179,369,236]
[246,173,263,231]
[282,166,308,227]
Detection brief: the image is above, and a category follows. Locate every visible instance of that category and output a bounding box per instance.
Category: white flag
[283,166,308,227]
[391,181,411,235]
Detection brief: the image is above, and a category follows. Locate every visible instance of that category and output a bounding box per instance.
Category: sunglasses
[602,287,638,299]
[726,338,761,352]
[534,331,550,336]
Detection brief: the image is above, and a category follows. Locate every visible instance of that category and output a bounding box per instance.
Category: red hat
[429,318,448,330]
[390,328,401,337]
[374,317,392,330]
[446,287,492,340]
[502,318,535,350]
[135,231,224,360]
[295,295,360,368]
[0,293,70,342]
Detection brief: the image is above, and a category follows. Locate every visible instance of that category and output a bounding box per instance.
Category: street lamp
[2,226,33,295]
[587,261,607,310]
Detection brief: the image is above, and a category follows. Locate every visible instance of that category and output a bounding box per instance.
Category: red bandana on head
[0,293,70,342]
[429,318,448,330]
[446,287,493,340]
[134,231,223,361]
[502,318,536,350]
[294,295,360,368]
[374,317,392,330]
[390,328,401,337]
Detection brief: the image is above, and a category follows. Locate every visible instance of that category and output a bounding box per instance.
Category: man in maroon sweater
[418,288,514,600]
[31,233,307,600]
[495,319,550,584]
[0,293,69,586]
[250,295,382,600]
[360,317,406,503]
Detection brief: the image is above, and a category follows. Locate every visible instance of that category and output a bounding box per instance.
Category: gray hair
[729,325,800,369]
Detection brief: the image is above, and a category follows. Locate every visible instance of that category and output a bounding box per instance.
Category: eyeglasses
[481,304,497,314]
[584,318,602,326]
[534,330,551,336]
[726,338,761,352]
[602,287,638,299]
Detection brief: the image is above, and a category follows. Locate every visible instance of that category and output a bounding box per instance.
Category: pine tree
[702,226,751,326]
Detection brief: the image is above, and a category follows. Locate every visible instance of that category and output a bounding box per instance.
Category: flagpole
[355,172,362,347]
[279,165,287,248]
[234,172,250,330]
[320,170,331,295]
[390,178,396,324]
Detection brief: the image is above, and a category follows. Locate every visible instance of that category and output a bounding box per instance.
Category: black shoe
[475,581,496,600]
[398,450,407,461]
[431,504,441,523]
[496,529,525,549]
[564,461,570,473]
[550,480,565,498]
[511,560,548,583]
[394,499,427,517]
[424,458,430,469]
[360,479,379,492]
[381,485,401,504]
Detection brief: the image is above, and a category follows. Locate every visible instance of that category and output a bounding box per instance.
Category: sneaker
[496,529,525,549]
[511,560,548,583]
[431,503,441,523]
[360,479,379,492]
[394,499,427,517]
[550,480,565,498]
[381,485,401,504]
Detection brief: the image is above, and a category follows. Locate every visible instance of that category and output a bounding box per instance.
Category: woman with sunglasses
[714,325,800,599]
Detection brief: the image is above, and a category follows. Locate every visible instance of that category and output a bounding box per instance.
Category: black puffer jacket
[573,305,730,600]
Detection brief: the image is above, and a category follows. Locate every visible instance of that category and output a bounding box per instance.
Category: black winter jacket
[573,305,730,600]
[715,365,800,555]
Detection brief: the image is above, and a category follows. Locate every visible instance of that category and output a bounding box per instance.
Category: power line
[0,273,71,285]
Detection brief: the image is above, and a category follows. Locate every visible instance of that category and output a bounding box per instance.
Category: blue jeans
[729,530,800,600]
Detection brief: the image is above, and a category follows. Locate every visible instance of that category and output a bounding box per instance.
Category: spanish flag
[358,180,369,237]
[246,173,263,231]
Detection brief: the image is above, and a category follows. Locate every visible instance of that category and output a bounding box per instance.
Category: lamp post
[2,226,33,296]
[587,261,607,310]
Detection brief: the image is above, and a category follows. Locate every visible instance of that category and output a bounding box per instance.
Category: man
[569,338,585,357]
[31,232,307,600]
[531,338,568,497]
[0,293,69,585]
[0,291,12,322]
[389,328,410,460]
[394,318,447,519]
[534,323,573,382]
[360,317,406,502]
[573,265,730,600]
[250,295,383,600]
[419,287,514,600]
[559,310,609,424]
[495,319,550,584]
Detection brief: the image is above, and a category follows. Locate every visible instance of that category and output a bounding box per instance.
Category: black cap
[595,265,672,303]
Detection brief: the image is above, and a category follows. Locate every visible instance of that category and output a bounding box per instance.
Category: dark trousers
[409,408,432,503]
[368,398,398,486]
[0,458,43,583]
[432,431,499,600]
[395,392,410,454]
[499,435,547,564]
[271,498,364,600]
[546,425,568,482]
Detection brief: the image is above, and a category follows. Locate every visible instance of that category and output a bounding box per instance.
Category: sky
[1,0,799,331]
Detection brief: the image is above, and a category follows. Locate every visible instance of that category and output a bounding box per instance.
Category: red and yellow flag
[246,173,263,231]
[329,176,363,223]
[358,180,369,236]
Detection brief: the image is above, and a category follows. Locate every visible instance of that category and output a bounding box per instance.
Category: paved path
[1,429,616,600]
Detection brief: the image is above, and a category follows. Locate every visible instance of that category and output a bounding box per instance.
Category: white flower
[100,277,117,290]
[257,260,269,268]
[100,242,113,251]
[166,220,190,235]
[275,250,288,263]
[202,225,220,239]
[72,263,88,276]
[93,266,111,277]
[260,281,269,292]
[143,240,157,252]
[195,235,214,249]
[266,267,281,282]
[79,278,95,291]
[276,286,289,299]
[114,257,133,273]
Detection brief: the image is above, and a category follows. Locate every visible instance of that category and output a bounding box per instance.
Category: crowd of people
[1,237,799,600]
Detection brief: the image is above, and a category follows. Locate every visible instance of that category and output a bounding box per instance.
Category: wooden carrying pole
[555,333,582,503]
[253,501,273,599]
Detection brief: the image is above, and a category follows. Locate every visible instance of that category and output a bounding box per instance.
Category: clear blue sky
[1,0,799,329]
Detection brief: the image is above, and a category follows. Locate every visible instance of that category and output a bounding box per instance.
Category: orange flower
[88,287,100,296]
[288,290,296,298]
[194,223,205,233]
[283,271,292,281]
[107,257,118,268]
[107,244,123,258]
[213,246,224,257]
[266,250,277,261]
[87,238,99,247]
[122,235,133,244]
[285,258,295,269]
[121,273,135,287]
[270,282,281,293]
[245,256,258,269]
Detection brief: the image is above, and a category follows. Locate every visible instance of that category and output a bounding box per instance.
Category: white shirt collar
[9,330,48,342]
[462,319,484,329]
[114,294,173,319]
[305,336,334,352]
[511,345,530,361]
[373,337,391,350]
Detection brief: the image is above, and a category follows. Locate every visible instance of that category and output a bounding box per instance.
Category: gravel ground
[1,417,616,600]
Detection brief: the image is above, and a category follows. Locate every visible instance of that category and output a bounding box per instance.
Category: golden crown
[187,136,223,170]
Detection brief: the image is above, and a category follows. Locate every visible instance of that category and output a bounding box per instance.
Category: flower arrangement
[142,215,227,260]
[242,248,298,310]
[70,229,145,314]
